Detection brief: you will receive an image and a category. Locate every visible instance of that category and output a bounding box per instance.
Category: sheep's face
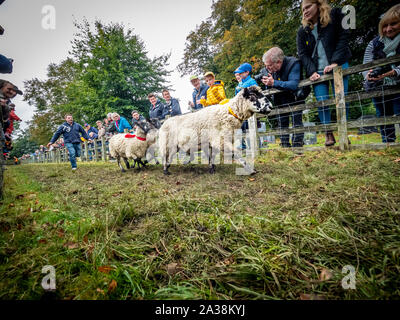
[242,86,273,115]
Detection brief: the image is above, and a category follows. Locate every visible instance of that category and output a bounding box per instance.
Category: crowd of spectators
[20,1,400,167]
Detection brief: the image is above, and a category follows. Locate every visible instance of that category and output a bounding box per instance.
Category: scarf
[381,33,400,86]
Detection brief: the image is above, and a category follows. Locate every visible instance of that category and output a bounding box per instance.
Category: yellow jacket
[200,80,229,107]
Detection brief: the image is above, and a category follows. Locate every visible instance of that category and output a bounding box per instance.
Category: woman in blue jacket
[112,112,132,133]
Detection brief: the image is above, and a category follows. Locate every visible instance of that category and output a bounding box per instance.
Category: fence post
[101,136,107,161]
[94,139,99,161]
[248,114,259,157]
[333,66,349,151]
[84,141,88,162]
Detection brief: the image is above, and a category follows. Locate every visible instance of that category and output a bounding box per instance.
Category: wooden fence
[247,54,400,154]
[27,136,110,164]
[23,55,400,165]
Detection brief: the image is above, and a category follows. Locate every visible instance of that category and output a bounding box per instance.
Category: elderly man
[188,75,208,111]
[259,47,305,148]
[162,89,182,118]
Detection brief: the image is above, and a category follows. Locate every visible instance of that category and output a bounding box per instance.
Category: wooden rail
[247,54,400,152]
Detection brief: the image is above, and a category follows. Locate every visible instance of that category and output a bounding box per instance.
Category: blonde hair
[301,0,332,29]
[379,4,400,37]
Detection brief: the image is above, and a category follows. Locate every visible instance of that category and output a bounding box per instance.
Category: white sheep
[158,86,272,175]
[109,119,160,172]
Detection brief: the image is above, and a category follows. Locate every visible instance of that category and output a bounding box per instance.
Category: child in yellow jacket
[199,72,229,107]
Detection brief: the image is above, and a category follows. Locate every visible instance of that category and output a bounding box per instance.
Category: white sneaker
[72,168,77,171]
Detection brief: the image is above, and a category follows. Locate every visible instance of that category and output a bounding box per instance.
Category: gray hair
[107,112,113,118]
[262,47,284,64]
[111,112,120,119]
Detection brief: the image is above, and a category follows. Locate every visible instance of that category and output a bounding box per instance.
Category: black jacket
[272,57,300,107]
[296,7,352,77]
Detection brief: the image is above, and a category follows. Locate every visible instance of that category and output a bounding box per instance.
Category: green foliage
[24,19,171,145]
[8,129,39,158]
[179,0,400,99]
[2,149,400,299]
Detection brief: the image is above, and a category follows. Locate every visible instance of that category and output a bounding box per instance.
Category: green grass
[263,130,385,149]
[1,148,400,300]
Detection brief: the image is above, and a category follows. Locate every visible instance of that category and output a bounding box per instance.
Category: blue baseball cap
[234,63,252,74]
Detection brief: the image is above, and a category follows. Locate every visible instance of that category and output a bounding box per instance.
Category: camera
[369,65,392,78]
[254,68,270,82]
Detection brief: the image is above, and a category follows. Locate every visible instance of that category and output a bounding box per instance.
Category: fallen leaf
[16,224,23,230]
[108,280,117,293]
[96,288,105,294]
[9,203,15,207]
[300,293,325,300]
[319,268,333,281]
[57,229,65,238]
[176,181,181,185]
[248,178,255,181]
[83,235,89,243]
[394,158,400,163]
[98,266,113,274]
[38,239,47,244]
[166,262,179,276]
[63,241,79,249]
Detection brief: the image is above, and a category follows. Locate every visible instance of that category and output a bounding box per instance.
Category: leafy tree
[8,129,39,159]
[179,0,399,100]
[24,19,171,145]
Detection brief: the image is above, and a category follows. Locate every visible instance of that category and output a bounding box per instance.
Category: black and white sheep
[109,119,160,172]
[158,86,272,175]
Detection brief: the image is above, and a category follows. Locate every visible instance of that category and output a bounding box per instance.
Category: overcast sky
[0,0,213,129]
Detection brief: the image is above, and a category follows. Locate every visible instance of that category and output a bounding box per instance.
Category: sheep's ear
[242,87,251,99]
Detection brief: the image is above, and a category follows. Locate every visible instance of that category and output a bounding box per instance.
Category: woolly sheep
[158,86,273,175]
[109,119,160,172]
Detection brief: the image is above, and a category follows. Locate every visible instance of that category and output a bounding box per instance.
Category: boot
[325,131,335,147]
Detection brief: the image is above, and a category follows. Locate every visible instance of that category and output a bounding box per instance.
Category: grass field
[1,147,400,300]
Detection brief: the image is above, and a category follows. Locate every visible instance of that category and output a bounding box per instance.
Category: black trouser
[277,110,304,147]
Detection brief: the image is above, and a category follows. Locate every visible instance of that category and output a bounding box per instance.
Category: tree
[179,0,398,99]
[25,19,171,144]
[8,129,39,159]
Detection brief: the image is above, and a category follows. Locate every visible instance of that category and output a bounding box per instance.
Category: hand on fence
[309,72,321,81]
[323,63,338,74]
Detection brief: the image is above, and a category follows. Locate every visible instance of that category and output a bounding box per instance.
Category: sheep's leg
[208,144,217,174]
[117,156,126,173]
[123,158,130,170]
[183,151,195,165]
[232,148,256,175]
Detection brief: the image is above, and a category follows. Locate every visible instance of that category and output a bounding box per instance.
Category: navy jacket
[132,114,146,128]
[149,100,165,120]
[192,83,208,110]
[50,122,89,144]
[86,126,98,139]
[296,7,352,77]
[162,98,182,118]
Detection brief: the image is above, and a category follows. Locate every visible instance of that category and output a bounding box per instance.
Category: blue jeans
[65,142,82,168]
[313,62,349,124]
[372,94,400,143]
[277,111,304,147]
